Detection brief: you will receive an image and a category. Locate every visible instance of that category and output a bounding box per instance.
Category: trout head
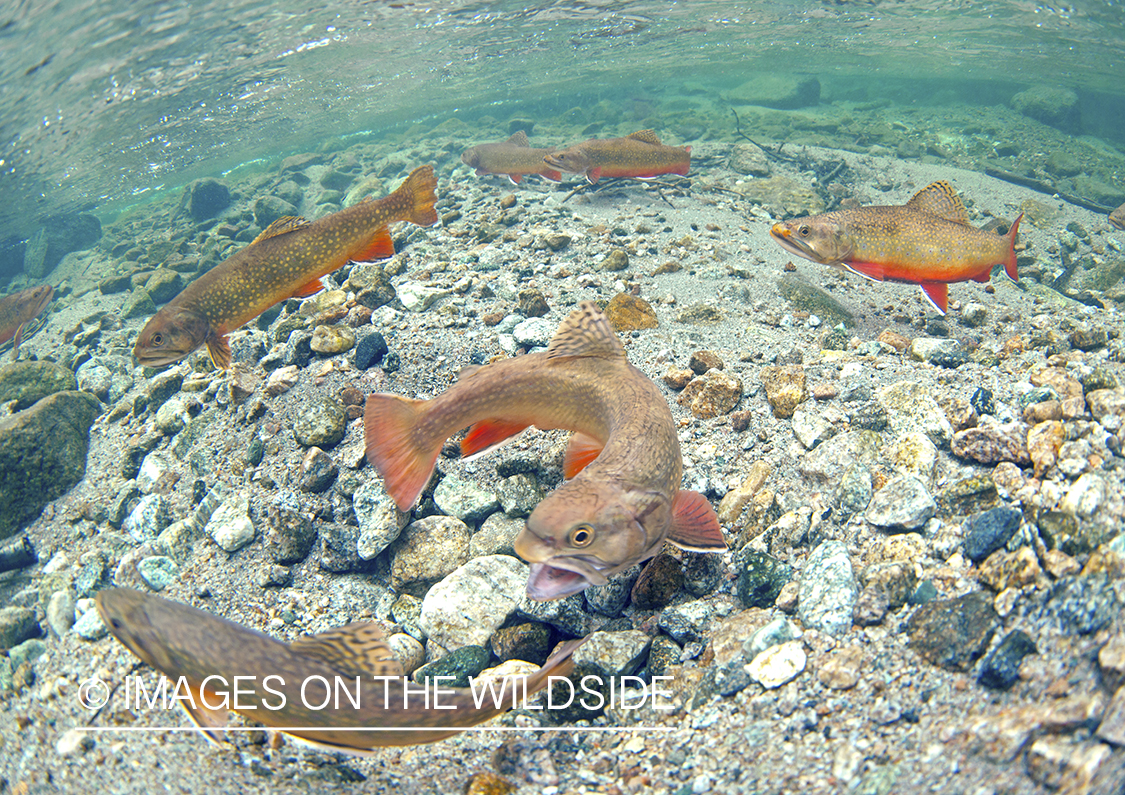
[95,588,180,673]
[23,284,54,318]
[133,306,210,367]
[460,148,482,169]
[514,479,671,600]
[542,147,592,176]
[770,217,854,265]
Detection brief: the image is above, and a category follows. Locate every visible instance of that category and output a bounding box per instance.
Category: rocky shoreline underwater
[1,93,1125,794]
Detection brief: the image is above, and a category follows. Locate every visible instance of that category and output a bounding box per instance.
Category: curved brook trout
[364,301,726,600]
[770,180,1021,314]
[133,165,438,369]
[543,130,690,184]
[0,284,52,356]
[96,588,582,751]
[461,131,562,185]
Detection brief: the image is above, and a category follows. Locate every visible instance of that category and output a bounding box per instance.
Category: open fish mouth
[526,558,609,601]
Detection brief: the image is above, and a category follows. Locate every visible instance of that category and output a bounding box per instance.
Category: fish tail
[1004,213,1023,282]
[364,394,439,511]
[399,165,439,227]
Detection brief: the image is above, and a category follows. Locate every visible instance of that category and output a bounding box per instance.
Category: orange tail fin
[364,394,440,511]
[1004,213,1022,282]
[400,165,439,227]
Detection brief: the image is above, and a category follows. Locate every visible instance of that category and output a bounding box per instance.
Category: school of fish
[96,588,582,751]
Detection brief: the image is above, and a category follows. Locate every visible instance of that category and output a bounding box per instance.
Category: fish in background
[1110,202,1125,231]
[0,284,53,357]
[133,165,438,369]
[461,131,562,184]
[364,301,726,601]
[543,129,691,184]
[96,588,583,751]
[769,180,1022,314]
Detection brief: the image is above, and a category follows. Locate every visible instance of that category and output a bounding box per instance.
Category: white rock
[56,728,93,757]
[206,494,255,552]
[745,639,806,689]
[419,555,529,650]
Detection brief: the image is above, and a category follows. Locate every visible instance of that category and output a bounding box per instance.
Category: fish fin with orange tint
[289,276,329,298]
[508,174,523,185]
[399,164,439,227]
[666,490,727,552]
[586,168,603,184]
[905,181,970,225]
[541,169,562,183]
[364,393,439,511]
[1004,214,1023,282]
[507,131,530,147]
[205,335,232,369]
[546,301,626,361]
[461,420,531,459]
[626,130,663,145]
[252,216,311,245]
[351,229,396,263]
[920,282,949,315]
[179,681,230,745]
[844,261,886,282]
[290,622,404,678]
[563,432,605,479]
[11,322,27,353]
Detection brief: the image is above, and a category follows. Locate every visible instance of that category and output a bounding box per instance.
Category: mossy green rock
[0,361,77,410]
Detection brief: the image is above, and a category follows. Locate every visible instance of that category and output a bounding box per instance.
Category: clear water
[1,0,1123,245]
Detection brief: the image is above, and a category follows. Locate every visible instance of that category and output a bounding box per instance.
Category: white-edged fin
[919,282,949,315]
[290,622,403,678]
[905,181,970,225]
[179,682,230,745]
[844,261,886,282]
[666,491,727,552]
[546,301,626,361]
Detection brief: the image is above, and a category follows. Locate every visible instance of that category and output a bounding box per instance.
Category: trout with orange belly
[96,588,582,751]
[770,180,1021,314]
[0,284,52,356]
[543,130,690,184]
[461,131,562,184]
[364,301,726,600]
[133,165,438,369]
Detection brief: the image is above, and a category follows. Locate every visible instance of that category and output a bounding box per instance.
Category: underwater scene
[2,0,1125,792]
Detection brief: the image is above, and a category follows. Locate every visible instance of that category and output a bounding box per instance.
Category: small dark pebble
[355,333,389,370]
[979,629,1038,690]
[413,645,490,687]
[736,548,792,609]
[970,387,995,417]
[908,580,939,605]
[906,591,997,671]
[962,506,1022,563]
[630,554,683,609]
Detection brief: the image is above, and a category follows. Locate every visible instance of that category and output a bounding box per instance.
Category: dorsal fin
[252,215,311,244]
[546,302,626,360]
[506,131,530,147]
[289,622,404,678]
[626,130,663,146]
[905,181,970,225]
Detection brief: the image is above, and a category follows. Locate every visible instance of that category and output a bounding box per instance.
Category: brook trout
[461,131,562,184]
[96,588,582,751]
[364,301,726,600]
[1111,202,1125,231]
[543,130,691,184]
[133,165,438,369]
[770,180,1021,314]
[0,284,52,356]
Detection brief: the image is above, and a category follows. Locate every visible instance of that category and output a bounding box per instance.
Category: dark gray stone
[736,548,793,609]
[907,591,997,671]
[0,362,77,411]
[412,645,490,687]
[1047,575,1118,635]
[979,630,1038,690]
[189,179,231,221]
[963,506,1023,563]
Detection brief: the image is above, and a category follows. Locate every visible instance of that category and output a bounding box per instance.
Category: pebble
[743,617,802,660]
[495,472,543,517]
[72,607,108,641]
[354,332,389,369]
[584,564,641,617]
[604,293,659,331]
[979,629,1038,690]
[572,630,652,676]
[317,523,364,573]
[433,476,499,523]
[951,421,1031,465]
[759,365,807,419]
[1047,575,1118,635]
[391,515,471,596]
[46,590,76,638]
[790,407,835,450]
[962,505,1023,562]
[137,555,179,591]
[297,446,338,493]
[418,554,528,650]
[412,645,490,687]
[513,317,554,348]
[293,396,347,448]
[798,540,858,636]
[906,591,997,671]
[677,369,742,418]
[56,728,93,758]
[310,324,355,354]
[630,554,683,609]
[265,365,300,396]
[353,479,408,560]
[264,506,317,564]
[736,549,793,609]
[745,639,806,689]
[818,645,863,690]
[387,633,426,675]
[864,474,936,532]
[469,511,521,558]
[122,494,171,543]
[0,607,40,648]
[491,622,553,665]
[876,381,953,447]
[206,493,256,552]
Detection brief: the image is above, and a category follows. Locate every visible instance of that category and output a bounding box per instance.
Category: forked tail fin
[364,394,440,511]
[399,165,439,227]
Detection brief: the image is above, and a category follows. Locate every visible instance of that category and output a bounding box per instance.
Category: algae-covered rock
[0,361,77,410]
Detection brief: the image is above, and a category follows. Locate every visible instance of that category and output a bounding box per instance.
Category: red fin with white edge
[666,490,727,552]
[206,335,232,370]
[508,174,523,185]
[289,276,328,299]
[586,167,603,184]
[541,169,562,183]
[844,261,886,282]
[352,228,396,263]
[1004,214,1022,282]
[364,394,439,511]
[920,282,949,314]
[461,419,531,460]
[563,432,604,479]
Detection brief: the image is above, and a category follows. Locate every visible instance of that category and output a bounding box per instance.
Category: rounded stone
[355,332,389,369]
[136,556,179,591]
[353,479,407,560]
[798,540,858,637]
[310,324,356,355]
[979,630,1038,690]
[264,506,317,564]
[630,554,683,609]
[391,515,472,596]
[419,554,528,650]
[745,639,806,689]
[491,622,553,665]
[962,506,1023,563]
[293,397,347,448]
[865,475,936,532]
[206,494,255,552]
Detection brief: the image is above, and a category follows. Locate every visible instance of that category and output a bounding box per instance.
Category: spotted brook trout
[461,131,562,185]
[364,301,727,601]
[0,284,53,355]
[133,165,438,369]
[543,130,691,184]
[96,588,583,751]
[770,180,1021,314]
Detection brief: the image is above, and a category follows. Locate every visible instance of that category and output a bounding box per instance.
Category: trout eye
[150,332,165,347]
[569,524,595,547]
[798,225,811,237]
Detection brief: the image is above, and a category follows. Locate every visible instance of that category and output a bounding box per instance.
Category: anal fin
[352,228,396,263]
[920,282,949,314]
[461,419,531,459]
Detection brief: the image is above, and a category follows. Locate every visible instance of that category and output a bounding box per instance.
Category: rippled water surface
[1,0,1123,242]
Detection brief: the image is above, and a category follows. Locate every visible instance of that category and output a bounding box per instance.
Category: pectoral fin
[844,261,886,282]
[507,174,523,185]
[586,167,603,184]
[563,432,604,479]
[205,335,232,369]
[666,490,727,552]
[919,282,948,314]
[180,682,230,745]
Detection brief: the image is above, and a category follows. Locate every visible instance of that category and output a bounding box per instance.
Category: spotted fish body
[364,302,726,600]
[770,180,1021,314]
[461,131,562,184]
[96,588,582,751]
[0,284,52,355]
[543,130,691,184]
[133,165,438,369]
